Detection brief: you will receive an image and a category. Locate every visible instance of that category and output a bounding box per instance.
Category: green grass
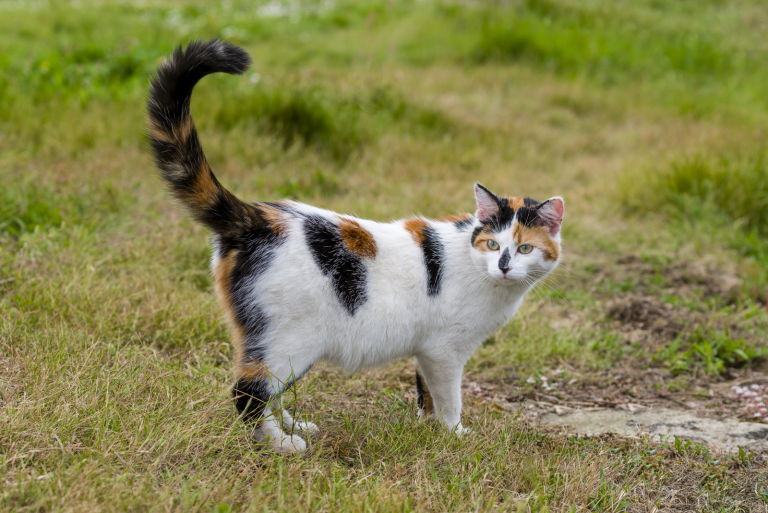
[2,0,768,511]
[624,152,768,235]
[654,329,768,376]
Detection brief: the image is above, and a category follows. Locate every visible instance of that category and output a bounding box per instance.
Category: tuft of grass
[653,328,768,376]
[641,153,768,236]
[620,151,768,286]
[0,179,63,236]
[215,85,365,163]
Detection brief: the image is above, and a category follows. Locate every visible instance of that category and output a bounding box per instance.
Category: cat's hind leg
[232,377,308,453]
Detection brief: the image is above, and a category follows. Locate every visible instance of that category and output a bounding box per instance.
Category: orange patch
[472,226,498,253]
[176,115,194,143]
[186,161,219,212]
[147,119,174,144]
[435,213,473,223]
[212,249,268,381]
[404,218,429,247]
[258,203,292,237]
[147,115,194,144]
[506,196,526,210]
[338,217,377,259]
[514,224,560,261]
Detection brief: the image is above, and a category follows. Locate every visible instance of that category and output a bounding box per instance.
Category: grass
[623,151,768,235]
[2,0,768,511]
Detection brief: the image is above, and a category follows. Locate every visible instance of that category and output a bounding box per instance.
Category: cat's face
[469,184,564,285]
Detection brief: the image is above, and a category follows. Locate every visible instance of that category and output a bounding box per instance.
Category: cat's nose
[498,248,511,274]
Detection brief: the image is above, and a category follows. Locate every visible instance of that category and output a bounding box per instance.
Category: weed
[588,469,629,512]
[653,329,767,375]
[0,179,63,236]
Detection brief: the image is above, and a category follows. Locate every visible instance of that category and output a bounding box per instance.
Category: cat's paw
[273,434,307,453]
[254,424,308,453]
[453,424,472,436]
[293,420,319,434]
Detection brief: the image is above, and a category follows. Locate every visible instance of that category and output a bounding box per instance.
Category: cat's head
[470,183,564,285]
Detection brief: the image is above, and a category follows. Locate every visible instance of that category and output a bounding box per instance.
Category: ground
[1,0,768,511]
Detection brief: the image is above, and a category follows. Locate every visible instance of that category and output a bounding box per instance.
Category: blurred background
[1,1,767,510]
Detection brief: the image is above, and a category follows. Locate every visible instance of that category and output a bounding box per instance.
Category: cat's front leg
[416,355,468,435]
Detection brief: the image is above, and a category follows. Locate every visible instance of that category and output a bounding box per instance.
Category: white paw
[453,424,472,436]
[293,420,319,434]
[254,425,308,453]
[271,434,306,453]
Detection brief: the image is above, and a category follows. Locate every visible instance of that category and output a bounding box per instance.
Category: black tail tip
[172,39,252,77]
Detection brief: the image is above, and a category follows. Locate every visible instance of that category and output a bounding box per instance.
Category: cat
[147,40,564,453]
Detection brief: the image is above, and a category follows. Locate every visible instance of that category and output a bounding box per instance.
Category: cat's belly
[254,272,519,373]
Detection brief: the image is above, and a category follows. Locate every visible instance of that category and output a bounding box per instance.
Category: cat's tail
[147,39,260,239]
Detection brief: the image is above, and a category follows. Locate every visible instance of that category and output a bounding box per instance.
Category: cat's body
[148,40,564,453]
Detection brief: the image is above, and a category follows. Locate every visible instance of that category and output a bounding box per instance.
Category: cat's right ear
[474,183,501,222]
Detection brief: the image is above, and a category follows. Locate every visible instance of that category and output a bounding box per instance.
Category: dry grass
[2,0,768,511]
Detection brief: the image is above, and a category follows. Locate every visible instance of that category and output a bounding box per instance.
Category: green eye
[518,244,533,254]
[486,240,500,251]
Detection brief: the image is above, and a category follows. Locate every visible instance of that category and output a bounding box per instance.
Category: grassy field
[2,0,768,511]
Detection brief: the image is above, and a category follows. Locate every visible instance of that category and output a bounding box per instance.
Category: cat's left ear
[536,197,564,236]
[474,183,502,222]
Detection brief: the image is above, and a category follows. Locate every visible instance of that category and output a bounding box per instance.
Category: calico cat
[147,40,564,453]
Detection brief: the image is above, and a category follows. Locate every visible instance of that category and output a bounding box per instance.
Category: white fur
[214,193,563,450]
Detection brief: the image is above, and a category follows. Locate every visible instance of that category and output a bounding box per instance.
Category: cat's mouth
[496,271,526,283]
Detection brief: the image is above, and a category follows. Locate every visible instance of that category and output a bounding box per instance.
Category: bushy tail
[147,39,259,238]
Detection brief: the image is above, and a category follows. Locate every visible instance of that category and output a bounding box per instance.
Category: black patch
[415,371,427,410]
[263,201,303,218]
[471,225,483,246]
[454,218,475,230]
[509,198,541,228]
[498,248,511,271]
[515,207,540,227]
[227,226,286,366]
[148,40,250,138]
[488,196,516,232]
[233,378,272,423]
[304,215,368,315]
[420,226,444,296]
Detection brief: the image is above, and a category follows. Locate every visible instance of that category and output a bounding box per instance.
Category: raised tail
[147,39,260,239]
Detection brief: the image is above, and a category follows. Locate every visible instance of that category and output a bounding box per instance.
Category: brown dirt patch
[606,295,689,341]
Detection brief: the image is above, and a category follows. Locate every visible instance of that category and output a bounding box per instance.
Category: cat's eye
[486,240,500,251]
[518,244,533,254]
